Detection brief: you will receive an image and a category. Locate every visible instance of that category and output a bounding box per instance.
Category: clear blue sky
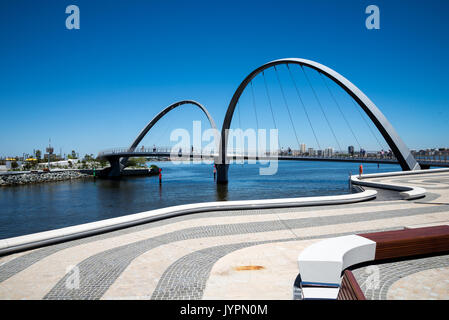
[1,0,448,157]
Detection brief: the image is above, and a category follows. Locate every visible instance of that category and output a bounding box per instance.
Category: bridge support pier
[107,157,124,177]
[215,163,229,184]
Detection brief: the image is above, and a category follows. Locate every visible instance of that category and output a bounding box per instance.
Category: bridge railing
[97,147,220,159]
[98,148,397,160]
[97,147,449,165]
[98,146,174,157]
[414,155,449,163]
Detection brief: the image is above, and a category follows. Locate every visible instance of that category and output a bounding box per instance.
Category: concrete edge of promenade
[351,167,449,200]
[1,168,447,256]
[0,187,377,256]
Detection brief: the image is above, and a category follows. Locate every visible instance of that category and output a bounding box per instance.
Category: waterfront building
[360,148,366,157]
[348,145,354,156]
[324,147,334,157]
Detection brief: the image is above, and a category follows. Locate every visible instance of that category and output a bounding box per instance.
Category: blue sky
[0,0,448,157]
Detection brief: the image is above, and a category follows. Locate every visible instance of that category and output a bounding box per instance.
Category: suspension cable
[262,71,281,152]
[273,65,301,150]
[236,99,242,130]
[350,98,386,151]
[300,65,343,153]
[286,64,321,150]
[319,72,362,151]
[236,100,244,154]
[149,117,171,149]
[250,80,259,132]
[262,71,278,130]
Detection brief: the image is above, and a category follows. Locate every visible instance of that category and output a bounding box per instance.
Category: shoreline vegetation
[2,156,166,172]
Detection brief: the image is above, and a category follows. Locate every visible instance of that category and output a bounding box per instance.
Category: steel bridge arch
[120,100,218,168]
[216,58,420,183]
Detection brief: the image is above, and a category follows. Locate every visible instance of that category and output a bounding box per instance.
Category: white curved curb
[0,189,377,256]
[349,168,449,200]
[351,174,426,200]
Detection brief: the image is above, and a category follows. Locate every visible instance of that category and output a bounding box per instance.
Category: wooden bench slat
[337,270,366,300]
[359,225,449,261]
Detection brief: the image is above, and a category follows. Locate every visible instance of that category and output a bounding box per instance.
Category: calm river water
[0,161,400,239]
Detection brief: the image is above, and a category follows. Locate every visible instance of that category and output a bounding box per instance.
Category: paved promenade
[0,171,448,300]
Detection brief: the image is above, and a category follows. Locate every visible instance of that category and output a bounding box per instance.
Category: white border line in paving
[0,189,377,255]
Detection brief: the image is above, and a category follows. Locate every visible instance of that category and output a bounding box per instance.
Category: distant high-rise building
[308,148,315,156]
[300,143,306,154]
[348,145,354,156]
[324,147,334,157]
[360,148,366,157]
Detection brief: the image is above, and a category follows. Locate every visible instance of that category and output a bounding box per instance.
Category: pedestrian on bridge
[159,168,162,184]
[359,164,363,177]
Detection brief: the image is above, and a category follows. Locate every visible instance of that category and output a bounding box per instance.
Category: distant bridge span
[216,58,421,183]
[97,149,449,168]
[99,58,422,181]
[103,100,217,176]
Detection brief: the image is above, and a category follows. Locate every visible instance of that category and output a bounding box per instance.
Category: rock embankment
[0,171,91,186]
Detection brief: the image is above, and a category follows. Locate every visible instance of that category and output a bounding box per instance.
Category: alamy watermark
[64,5,379,31]
[168,121,279,176]
[65,265,80,290]
[65,5,80,30]
[365,5,380,30]
[360,265,380,299]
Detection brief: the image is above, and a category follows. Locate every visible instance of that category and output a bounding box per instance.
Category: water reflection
[215,183,228,201]
[159,182,162,199]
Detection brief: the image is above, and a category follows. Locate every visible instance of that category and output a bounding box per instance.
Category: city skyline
[4,141,449,161]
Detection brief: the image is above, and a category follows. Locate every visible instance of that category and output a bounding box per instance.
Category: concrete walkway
[0,170,448,300]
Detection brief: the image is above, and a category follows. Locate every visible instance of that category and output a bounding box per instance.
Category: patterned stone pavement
[387,266,449,299]
[0,171,448,300]
[352,254,449,300]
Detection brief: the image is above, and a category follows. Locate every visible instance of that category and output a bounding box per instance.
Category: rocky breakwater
[0,171,91,186]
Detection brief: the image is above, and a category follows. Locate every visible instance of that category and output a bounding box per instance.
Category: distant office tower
[324,147,334,157]
[308,148,315,156]
[348,145,354,155]
[300,143,306,154]
[360,148,366,157]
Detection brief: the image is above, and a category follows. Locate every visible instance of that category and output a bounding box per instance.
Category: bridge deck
[98,151,449,167]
